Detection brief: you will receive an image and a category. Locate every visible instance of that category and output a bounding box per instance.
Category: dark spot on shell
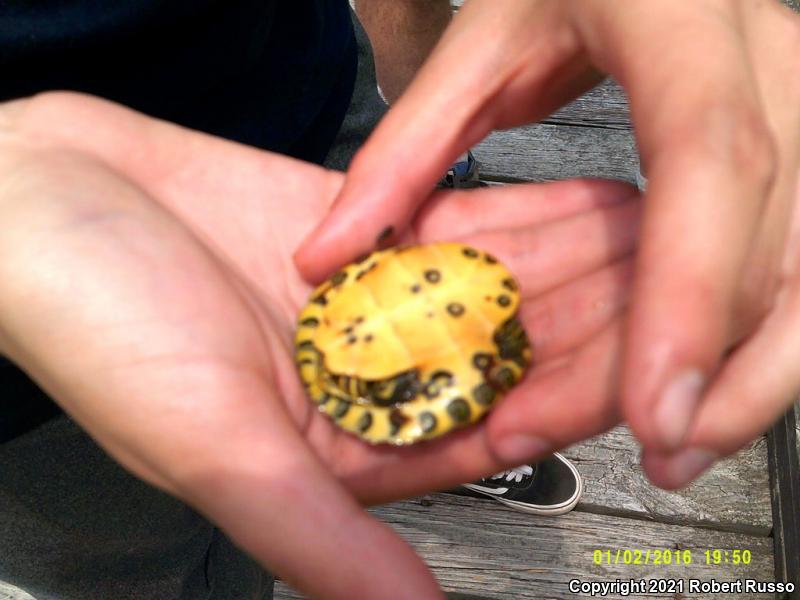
[357,412,373,433]
[490,366,516,390]
[343,326,354,335]
[419,412,437,433]
[364,334,374,343]
[355,252,372,264]
[347,335,357,345]
[300,317,320,327]
[389,409,410,435]
[312,294,328,306]
[447,398,471,423]
[355,316,365,324]
[296,358,314,366]
[333,400,350,419]
[472,352,493,371]
[497,294,511,307]
[424,269,441,283]
[494,317,530,366]
[366,370,421,407]
[430,370,454,384]
[330,271,347,286]
[473,383,496,406]
[502,278,518,292]
[410,284,422,294]
[462,247,479,258]
[447,302,465,317]
[423,369,454,399]
[376,226,394,248]
[296,340,316,350]
[484,254,498,264]
[485,295,492,301]
[317,392,331,406]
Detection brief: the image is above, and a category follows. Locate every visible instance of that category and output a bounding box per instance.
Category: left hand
[1,93,639,598]
[295,0,800,488]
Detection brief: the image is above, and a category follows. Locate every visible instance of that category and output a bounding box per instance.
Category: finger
[735,2,800,320]
[450,199,640,298]
[580,4,778,452]
[184,401,442,600]
[486,319,623,465]
[293,0,604,282]
[412,179,637,242]
[518,258,633,361]
[338,320,624,504]
[642,283,800,490]
[640,3,800,480]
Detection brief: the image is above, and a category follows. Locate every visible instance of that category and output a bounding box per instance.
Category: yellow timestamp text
[592,549,753,566]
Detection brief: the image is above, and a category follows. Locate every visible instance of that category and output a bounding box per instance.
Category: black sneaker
[461,453,583,515]
[437,150,485,188]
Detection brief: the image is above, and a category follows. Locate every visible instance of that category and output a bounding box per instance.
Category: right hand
[0,93,639,599]
[296,0,800,489]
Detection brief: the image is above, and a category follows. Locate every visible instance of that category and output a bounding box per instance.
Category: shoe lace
[488,464,534,483]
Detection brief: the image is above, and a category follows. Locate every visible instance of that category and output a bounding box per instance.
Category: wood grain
[275,494,775,600]
[562,427,772,535]
[473,121,639,184]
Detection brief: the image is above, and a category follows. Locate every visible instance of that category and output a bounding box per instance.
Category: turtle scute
[294,242,531,445]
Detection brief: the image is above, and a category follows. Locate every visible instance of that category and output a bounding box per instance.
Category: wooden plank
[275,494,775,600]
[546,79,631,130]
[796,401,800,461]
[563,427,772,535]
[473,122,640,184]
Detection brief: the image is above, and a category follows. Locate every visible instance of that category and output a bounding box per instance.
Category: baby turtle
[295,242,531,445]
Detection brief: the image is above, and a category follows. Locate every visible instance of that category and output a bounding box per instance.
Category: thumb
[183,423,442,600]
[293,0,596,282]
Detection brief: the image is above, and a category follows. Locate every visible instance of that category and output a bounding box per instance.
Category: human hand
[0,93,639,599]
[295,0,800,488]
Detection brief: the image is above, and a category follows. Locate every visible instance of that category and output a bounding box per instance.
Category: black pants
[0,11,387,599]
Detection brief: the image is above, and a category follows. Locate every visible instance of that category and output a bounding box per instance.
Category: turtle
[294,242,531,445]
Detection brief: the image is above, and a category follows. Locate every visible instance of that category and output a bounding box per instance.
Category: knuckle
[723,104,777,190]
[675,100,777,193]
[735,286,775,334]
[734,267,779,337]
[672,99,778,198]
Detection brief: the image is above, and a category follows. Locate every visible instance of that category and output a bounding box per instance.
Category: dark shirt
[1,0,357,442]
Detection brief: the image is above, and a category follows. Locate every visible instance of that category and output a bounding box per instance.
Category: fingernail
[494,434,552,464]
[664,447,718,487]
[654,370,705,450]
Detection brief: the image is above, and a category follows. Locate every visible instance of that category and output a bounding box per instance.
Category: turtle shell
[295,242,531,445]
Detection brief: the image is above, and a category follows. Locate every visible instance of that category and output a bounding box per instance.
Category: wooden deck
[276,78,779,599]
